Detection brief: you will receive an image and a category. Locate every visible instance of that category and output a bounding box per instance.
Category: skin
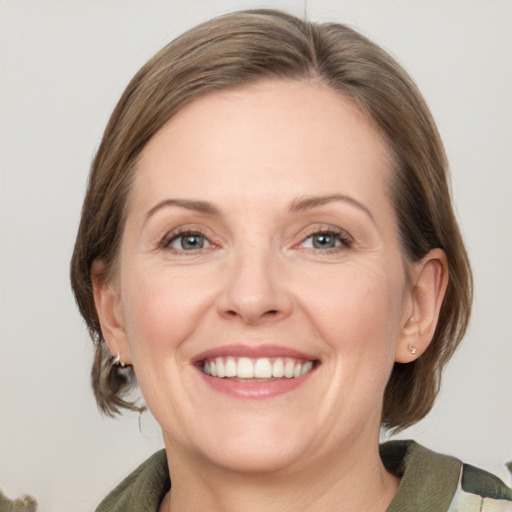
[94,80,448,512]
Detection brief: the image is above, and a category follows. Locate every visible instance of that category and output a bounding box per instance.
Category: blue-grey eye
[301,231,350,250]
[311,233,336,249]
[181,234,204,250]
[167,232,208,250]
[303,233,339,249]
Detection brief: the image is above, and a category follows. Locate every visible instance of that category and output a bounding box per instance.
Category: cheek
[299,263,405,357]
[120,266,216,361]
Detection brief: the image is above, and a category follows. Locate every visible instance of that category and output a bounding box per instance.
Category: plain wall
[1,1,511,510]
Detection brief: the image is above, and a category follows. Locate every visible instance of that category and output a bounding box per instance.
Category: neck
[161,432,399,512]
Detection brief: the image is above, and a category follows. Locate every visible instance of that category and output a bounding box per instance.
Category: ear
[92,261,132,366]
[395,248,449,363]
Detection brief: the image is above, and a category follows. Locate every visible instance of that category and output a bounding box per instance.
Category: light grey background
[1,1,511,511]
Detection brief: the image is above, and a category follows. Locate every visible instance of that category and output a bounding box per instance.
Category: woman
[70,9,511,512]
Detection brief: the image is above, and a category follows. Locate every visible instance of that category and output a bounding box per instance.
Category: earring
[408,344,417,355]
[113,353,126,367]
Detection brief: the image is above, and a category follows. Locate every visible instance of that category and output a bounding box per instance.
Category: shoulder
[382,440,512,512]
[452,463,512,511]
[95,450,170,512]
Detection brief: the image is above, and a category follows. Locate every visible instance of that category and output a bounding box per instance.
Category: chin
[200,439,305,475]
[165,413,316,475]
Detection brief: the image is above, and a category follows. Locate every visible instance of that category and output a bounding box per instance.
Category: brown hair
[70,9,472,430]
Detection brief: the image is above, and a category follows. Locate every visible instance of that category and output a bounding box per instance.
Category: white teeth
[225,357,237,377]
[237,357,254,378]
[272,358,284,378]
[202,356,315,380]
[284,359,295,378]
[301,361,313,375]
[254,358,272,378]
[216,357,226,378]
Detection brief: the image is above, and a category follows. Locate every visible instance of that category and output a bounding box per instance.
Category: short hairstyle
[70,9,472,430]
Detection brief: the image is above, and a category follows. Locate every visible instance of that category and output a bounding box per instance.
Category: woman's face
[106,80,415,473]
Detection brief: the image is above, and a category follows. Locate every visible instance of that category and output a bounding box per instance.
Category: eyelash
[161,229,213,253]
[160,226,353,254]
[298,227,353,253]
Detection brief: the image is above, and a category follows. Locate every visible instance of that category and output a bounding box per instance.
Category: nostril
[224,309,279,319]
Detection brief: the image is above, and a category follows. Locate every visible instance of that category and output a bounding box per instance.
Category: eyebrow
[145,194,374,223]
[145,199,220,222]
[288,194,375,222]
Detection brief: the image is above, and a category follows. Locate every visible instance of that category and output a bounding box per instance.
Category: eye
[163,231,211,251]
[300,229,352,251]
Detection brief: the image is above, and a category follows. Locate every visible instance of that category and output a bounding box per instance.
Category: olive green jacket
[96,441,512,512]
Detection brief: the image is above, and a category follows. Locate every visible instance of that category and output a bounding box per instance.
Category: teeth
[284,359,295,378]
[237,357,254,378]
[225,357,237,377]
[254,358,272,378]
[301,361,313,375]
[272,358,284,378]
[216,357,226,378]
[201,356,314,380]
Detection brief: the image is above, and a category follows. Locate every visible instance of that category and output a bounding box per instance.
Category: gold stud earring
[408,344,417,355]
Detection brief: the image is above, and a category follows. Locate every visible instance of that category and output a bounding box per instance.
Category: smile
[192,345,319,398]
[201,356,315,380]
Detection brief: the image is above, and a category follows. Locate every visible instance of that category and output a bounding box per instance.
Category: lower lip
[197,368,316,399]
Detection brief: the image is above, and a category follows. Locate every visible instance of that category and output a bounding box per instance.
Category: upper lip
[191,344,318,364]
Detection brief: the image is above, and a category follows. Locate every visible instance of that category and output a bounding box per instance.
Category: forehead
[134,79,393,215]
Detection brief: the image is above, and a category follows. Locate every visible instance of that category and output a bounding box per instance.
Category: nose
[217,246,293,325]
